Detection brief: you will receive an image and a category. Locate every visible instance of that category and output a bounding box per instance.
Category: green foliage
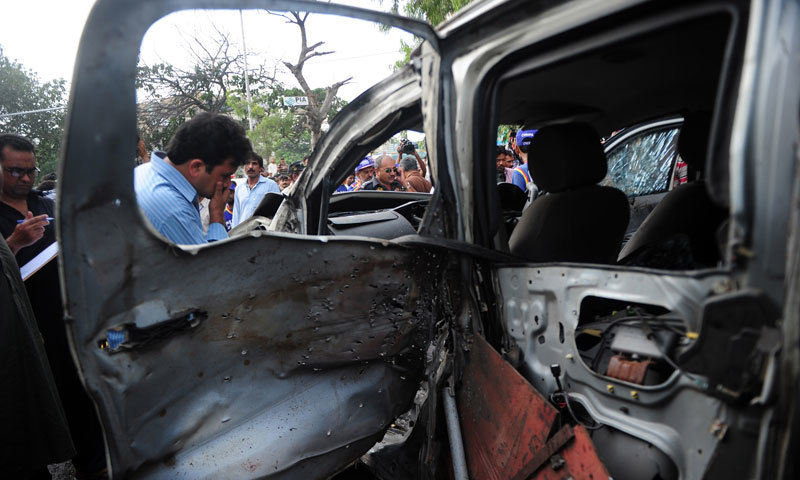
[0,46,67,177]
[226,84,347,163]
[497,124,521,146]
[398,0,473,26]
[383,0,473,68]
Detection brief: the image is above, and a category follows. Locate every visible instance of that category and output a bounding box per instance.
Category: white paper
[20,241,58,281]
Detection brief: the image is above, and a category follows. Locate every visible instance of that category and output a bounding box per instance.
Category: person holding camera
[397,139,427,180]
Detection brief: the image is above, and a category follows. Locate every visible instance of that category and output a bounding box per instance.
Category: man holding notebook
[0,134,52,258]
[0,133,108,478]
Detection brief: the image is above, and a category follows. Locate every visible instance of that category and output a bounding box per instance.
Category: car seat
[617,113,728,267]
[508,123,629,263]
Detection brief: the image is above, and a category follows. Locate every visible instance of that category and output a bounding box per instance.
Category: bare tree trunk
[272,11,351,149]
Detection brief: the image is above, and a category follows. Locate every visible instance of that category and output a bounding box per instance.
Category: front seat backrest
[617,112,727,266]
[508,123,630,263]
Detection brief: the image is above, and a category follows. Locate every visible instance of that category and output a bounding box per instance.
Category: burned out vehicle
[59,0,799,478]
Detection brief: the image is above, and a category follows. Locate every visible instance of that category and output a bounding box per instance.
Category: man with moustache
[349,157,375,191]
[136,113,250,244]
[276,174,291,191]
[0,134,104,478]
[0,158,75,480]
[232,152,280,227]
[362,155,405,191]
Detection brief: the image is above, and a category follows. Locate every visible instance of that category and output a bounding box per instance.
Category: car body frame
[58,0,800,478]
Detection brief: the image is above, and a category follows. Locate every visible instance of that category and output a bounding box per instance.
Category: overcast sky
[0,0,416,102]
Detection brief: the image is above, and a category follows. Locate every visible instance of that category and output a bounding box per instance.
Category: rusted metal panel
[457,334,558,480]
[511,425,574,480]
[531,426,610,480]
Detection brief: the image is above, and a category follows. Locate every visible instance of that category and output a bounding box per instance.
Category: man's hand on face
[208,180,227,225]
[6,211,49,254]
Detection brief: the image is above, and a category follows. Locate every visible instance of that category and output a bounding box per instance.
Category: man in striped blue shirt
[135,113,252,245]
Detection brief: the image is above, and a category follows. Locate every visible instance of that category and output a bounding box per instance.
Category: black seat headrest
[677,111,711,170]
[528,122,607,193]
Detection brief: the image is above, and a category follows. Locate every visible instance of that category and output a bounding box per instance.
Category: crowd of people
[496,128,538,192]
[336,143,431,193]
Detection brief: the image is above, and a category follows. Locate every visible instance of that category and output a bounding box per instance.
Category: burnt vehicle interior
[601,116,684,244]
[257,60,436,239]
[464,5,777,480]
[489,10,733,269]
[324,127,432,240]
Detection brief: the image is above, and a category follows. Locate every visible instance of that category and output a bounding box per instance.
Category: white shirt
[232,175,280,227]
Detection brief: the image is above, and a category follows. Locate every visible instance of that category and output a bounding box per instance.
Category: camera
[400,138,416,154]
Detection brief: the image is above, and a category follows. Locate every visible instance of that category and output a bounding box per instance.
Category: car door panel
[67,227,439,477]
[494,264,755,480]
[59,0,443,477]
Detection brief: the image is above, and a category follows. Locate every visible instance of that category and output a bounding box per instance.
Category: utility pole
[239,10,254,131]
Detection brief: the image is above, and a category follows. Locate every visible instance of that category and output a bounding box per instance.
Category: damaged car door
[58,1,444,478]
[443,0,799,478]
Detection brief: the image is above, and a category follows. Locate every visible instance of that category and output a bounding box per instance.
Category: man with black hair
[135,112,252,244]
[277,174,291,191]
[496,146,513,183]
[232,152,279,228]
[224,180,236,231]
[36,171,57,199]
[0,134,106,478]
[0,134,52,255]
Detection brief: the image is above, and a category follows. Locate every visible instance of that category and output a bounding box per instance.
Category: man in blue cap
[349,157,375,191]
[510,128,538,192]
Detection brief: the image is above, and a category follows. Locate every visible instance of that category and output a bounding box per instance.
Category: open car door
[58,0,443,477]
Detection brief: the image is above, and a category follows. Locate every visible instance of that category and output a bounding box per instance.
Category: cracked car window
[602,127,679,197]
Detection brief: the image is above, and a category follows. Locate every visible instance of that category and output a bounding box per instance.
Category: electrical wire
[633,308,703,385]
[550,392,605,430]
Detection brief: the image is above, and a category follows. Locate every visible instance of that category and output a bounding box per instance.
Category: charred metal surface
[64,223,442,478]
[457,334,558,479]
[67,213,443,478]
[531,426,610,480]
[495,265,744,479]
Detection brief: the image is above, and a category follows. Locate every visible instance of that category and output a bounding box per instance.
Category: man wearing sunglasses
[362,155,405,191]
[0,133,109,477]
[0,134,53,256]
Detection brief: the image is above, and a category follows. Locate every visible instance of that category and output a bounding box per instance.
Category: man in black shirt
[0,134,107,477]
[0,152,75,480]
[362,155,405,191]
